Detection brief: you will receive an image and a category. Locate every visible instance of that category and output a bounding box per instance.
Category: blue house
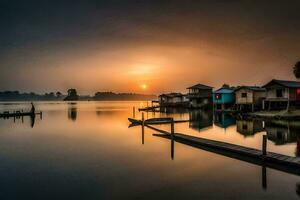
[213,86,235,111]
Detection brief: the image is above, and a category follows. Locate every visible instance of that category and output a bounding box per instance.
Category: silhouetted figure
[30,102,35,114]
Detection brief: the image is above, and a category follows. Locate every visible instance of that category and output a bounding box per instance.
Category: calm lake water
[0,101,300,199]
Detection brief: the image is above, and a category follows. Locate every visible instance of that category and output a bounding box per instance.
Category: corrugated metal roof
[187,83,213,90]
[263,79,300,88]
[234,86,266,91]
[214,88,234,94]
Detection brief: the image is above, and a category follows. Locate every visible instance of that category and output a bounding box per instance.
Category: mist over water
[0,101,299,199]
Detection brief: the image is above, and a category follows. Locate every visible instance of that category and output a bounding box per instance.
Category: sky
[0,0,299,95]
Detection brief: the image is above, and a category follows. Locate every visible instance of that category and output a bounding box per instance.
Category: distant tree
[67,89,77,96]
[56,91,62,98]
[293,61,300,79]
[64,89,79,101]
[222,84,230,88]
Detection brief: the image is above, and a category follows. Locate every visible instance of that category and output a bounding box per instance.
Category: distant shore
[0,91,156,101]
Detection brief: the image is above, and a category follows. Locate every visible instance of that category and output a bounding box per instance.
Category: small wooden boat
[128,117,189,125]
[128,118,142,124]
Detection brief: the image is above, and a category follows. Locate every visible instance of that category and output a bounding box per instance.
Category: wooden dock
[149,127,300,174]
[129,115,300,175]
[0,111,42,118]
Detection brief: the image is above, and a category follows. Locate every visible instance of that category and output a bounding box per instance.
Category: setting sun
[141,84,147,89]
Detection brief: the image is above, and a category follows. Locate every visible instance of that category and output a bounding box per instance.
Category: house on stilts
[186,83,213,108]
[263,79,300,110]
[213,85,235,111]
[235,86,266,112]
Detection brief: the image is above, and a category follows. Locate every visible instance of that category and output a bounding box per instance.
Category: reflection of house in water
[68,104,77,121]
[265,121,299,145]
[236,119,264,137]
[189,109,213,131]
[213,112,235,128]
[266,121,300,156]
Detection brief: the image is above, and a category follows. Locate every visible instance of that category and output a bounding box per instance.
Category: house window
[215,94,221,100]
[242,124,248,130]
[276,89,283,97]
[241,93,247,98]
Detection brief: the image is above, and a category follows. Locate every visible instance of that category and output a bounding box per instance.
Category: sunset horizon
[1,1,300,199]
[1,1,299,95]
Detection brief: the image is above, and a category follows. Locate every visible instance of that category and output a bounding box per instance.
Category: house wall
[189,89,212,97]
[170,96,183,103]
[213,93,235,104]
[235,89,254,104]
[236,89,266,105]
[266,85,289,99]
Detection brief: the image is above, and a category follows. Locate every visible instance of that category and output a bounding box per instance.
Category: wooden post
[133,106,135,118]
[141,112,144,145]
[262,164,267,190]
[262,135,267,157]
[171,118,174,160]
[286,88,290,112]
[142,112,145,126]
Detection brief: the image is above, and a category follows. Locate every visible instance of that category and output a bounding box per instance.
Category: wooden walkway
[144,124,300,175]
[173,133,300,167]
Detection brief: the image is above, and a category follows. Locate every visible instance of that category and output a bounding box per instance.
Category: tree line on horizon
[0,89,156,101]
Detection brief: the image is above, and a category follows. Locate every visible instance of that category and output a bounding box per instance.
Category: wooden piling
[262,165,267,190]
[141,112,145,144]
[133,106,135,118]
[170,118,174,160]
[262,135,267,157]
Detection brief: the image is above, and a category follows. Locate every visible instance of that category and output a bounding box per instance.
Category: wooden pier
[0,111,42,118]
[154,131,300,167]
[128,116,300,175]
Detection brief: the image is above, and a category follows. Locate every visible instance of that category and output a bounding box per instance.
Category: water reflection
[30,114,36,128]
[236,119,264,137]
[265,121,299,145]
[68,103,77,121]
[213,112,235,128]
[189,109,213,131]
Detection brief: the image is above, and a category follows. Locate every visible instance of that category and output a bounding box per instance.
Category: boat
[128,118,142,124]
[128,117,189,125]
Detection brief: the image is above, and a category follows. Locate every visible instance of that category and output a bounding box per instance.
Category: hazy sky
[0,0,299,94]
